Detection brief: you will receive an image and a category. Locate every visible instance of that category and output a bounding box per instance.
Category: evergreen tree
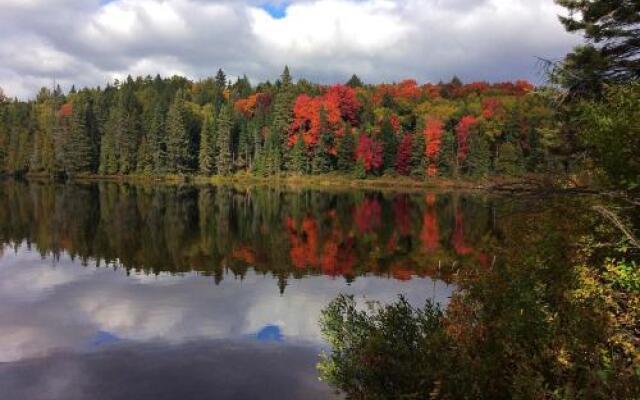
[438,130,455,176]
[346,74,363,88]
[270,66,295,171]
[337,125,356,172]
[166,90,192,173]
[65,101,94,175]
[290,134,309,174]
[495,142,525,176]
[410,126,426,178]
[216,104,233,176]
[99,108,120,175]
[198,108,217,175]
[312,107,333,174]
[465,133,491,177]
[149,103,167,173]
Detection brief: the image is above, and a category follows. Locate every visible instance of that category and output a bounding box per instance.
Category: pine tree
[198,109,217,175]
[337,125,356,172]
[216,104,233,176]
[166,90,192,173]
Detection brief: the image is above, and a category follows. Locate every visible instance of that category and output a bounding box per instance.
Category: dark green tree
[216,104,233,176]
[337,125,355,172]
[166,90,192,173]
[198,108,217,175]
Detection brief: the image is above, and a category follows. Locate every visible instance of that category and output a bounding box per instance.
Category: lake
[0,180,599,399]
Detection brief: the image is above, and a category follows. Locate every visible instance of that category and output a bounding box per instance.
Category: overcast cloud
[0,0,582,98]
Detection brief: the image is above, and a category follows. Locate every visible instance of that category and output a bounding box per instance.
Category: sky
[0,0,582,99]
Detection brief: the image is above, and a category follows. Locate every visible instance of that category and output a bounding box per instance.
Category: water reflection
[0,181,495,286]
[2,180,578,399]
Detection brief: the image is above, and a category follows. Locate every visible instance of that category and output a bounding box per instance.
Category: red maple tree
[356,135,383,172]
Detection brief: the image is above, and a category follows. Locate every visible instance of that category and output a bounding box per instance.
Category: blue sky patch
[262,2,288,19]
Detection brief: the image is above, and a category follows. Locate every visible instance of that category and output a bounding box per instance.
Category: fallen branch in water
[592,205,640,249]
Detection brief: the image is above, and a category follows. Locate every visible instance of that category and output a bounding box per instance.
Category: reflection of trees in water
[0,181,589,291]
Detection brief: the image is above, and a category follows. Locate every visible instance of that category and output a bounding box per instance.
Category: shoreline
[3,172,597,194]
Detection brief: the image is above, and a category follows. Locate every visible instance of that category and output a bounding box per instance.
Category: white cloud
[0,0,581,98]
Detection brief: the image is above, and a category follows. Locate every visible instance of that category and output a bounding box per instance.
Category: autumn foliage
[289,85,360,148]
[424,118,444,177]
[455,116,477,163]
[356,135,383,172]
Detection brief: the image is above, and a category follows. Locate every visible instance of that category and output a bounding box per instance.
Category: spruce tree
[337,125,356,172]
[290,134,309,174]
[149,104,167,174]
[165,90,192,173]
[198,109,217,175]
[438,130,456,177]
[99,108,119,175]
[65,101,94,176]
[270,66,295,172]
[216,104,233,176]
[410,129,426,178]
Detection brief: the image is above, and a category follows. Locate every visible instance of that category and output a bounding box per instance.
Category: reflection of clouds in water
[0,244,454,362]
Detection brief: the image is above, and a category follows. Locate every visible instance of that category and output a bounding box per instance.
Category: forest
[0,70,571,182]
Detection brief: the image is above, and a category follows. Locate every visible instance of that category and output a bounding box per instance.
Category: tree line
[0,68,570,180]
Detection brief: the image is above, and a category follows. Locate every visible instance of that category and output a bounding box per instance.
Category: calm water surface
[0,181,595,399]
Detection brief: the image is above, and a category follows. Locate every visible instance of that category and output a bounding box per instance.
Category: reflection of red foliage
[286,216,356,278]
[393,195,412,236]
[395,133,412,175]
[452,208,473,255]
[232,246,257,264]
[354,198,382,234]
[356,135,383,172]
[424,118,444,177]
[421,194,439,252]
[287,216,319,269]
[456,116,477,163]
[391,264,413,281]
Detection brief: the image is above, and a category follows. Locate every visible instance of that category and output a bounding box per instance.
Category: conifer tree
[216,104,233,176]
[99,108,120,175]
[337,125,356,172]
[312,107,333,174]
[166,90,192,173]
[65,101,94,175]
[270,66,295,171]
[198,109,217,175]
[410,120,426,178]
[290,134,309,174]
[149,104,167,173]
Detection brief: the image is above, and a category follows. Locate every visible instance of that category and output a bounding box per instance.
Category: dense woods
[0,70,568,181]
